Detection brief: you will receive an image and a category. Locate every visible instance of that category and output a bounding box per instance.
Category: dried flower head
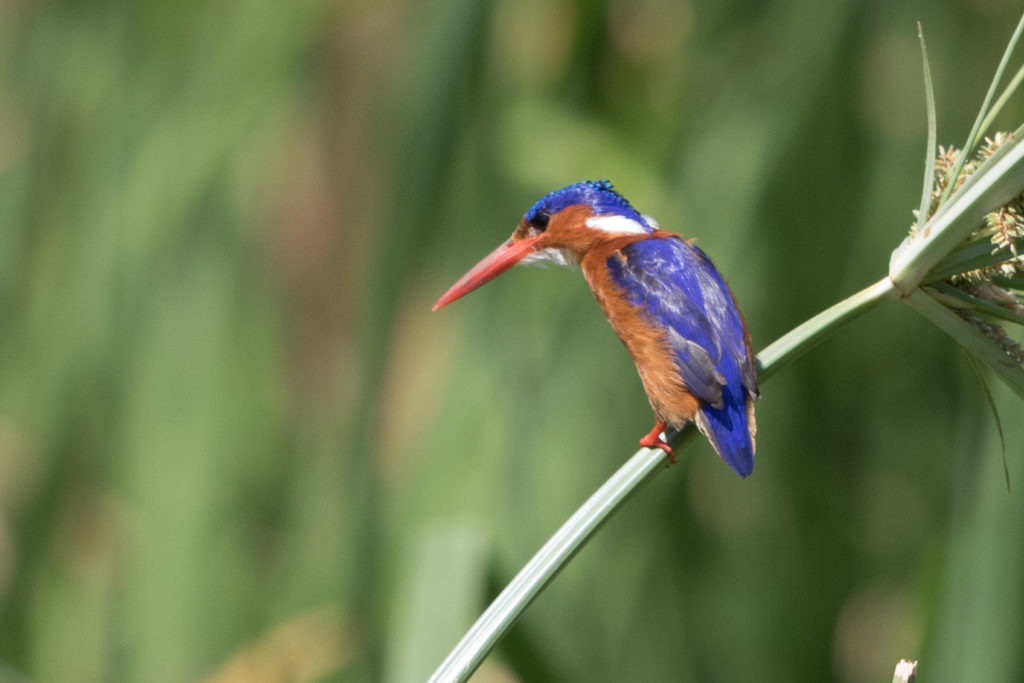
[908,132,1024,382]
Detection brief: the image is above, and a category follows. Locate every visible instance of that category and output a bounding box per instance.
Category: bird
[432,180,759,477]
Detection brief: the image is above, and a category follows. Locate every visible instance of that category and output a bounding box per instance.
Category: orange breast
[580,237,699,428]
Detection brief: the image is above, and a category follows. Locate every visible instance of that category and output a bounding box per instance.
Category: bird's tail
[694,382,756,478]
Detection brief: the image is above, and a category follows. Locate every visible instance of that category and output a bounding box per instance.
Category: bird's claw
[639,422,676,464]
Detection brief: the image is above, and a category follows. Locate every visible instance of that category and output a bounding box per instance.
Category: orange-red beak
[432,234,544,311]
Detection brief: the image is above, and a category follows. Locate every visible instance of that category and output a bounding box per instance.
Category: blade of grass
[978,62,1024,138]
[939,12,1024,205]
[963,352,1010,490]
[916,22,939,229]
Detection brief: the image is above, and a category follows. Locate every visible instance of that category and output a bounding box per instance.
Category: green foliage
[1,1,1023,682]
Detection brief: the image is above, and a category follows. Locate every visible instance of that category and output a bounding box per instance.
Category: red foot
[639,421,675,464]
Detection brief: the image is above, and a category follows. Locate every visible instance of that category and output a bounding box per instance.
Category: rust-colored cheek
[543,205,598,254]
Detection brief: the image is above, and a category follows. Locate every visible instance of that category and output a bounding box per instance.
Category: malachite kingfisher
[433,180,759,477]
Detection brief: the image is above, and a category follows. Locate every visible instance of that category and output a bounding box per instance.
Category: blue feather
[606,236,757,477]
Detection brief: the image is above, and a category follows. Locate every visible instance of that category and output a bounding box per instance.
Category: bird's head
[433,180,656,310]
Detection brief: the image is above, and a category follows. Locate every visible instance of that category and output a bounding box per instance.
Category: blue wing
[606,235,758,477]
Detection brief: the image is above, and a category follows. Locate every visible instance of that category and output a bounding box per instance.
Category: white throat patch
[520,246,578,267]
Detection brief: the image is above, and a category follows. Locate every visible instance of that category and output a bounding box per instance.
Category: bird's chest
[580,250,698,425]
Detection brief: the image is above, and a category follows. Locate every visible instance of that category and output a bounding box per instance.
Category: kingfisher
[433,180,759,477]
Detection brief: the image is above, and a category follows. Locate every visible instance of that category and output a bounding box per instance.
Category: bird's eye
[530,211,550,231]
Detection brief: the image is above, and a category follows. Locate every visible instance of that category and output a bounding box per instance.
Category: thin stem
[428,276,899,683]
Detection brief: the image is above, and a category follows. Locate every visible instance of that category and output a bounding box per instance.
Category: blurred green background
[1,0,1023,681]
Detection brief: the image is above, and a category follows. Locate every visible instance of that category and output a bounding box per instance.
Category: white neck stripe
[585,215,648,235]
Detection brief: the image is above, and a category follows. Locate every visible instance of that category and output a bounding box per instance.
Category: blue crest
[524,180,653,231]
